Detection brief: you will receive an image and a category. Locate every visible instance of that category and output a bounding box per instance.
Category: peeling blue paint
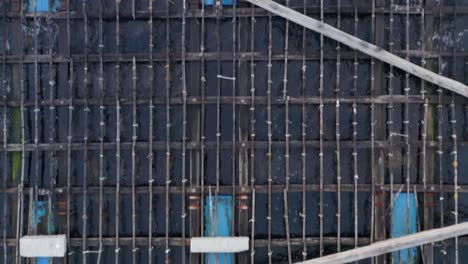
[32,201,47,227]
[28,0,60,13]
[392,193,418,263]
[32,200,55,264]
[204,195,233,264]
[37,257,51,264]
[203,0,236,6]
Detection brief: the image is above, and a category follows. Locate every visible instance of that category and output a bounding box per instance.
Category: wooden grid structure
[0,0,467,263]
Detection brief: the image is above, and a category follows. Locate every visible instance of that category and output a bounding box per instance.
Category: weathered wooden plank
[237,14,250,264]
[298,222,468,264]
[422,0,436,263]
[372,1,387,263]
[245,0,468,98]
[188,3,201,263]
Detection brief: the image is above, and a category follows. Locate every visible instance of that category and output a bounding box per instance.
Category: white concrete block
[20,235,67,257]
[190,236,249,253]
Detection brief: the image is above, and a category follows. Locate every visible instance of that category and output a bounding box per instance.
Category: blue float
[28,0,60,13]
[204,195,234,264]
[32,200,55,264]
[203,0,236,6]
[392,193,418,263]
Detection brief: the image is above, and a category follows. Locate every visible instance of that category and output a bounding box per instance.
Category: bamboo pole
[131,57,138,263]
[181,0,187,262]
[450,4,460,263]
[318,0,324,256]
[98,0,105,262]
[300,0,307,260]
[266,10,273,264]
[245,0,468,98]
[114,0,121,261]
[82,1,89,262]
[1,1,7,262]
[249,4,257,263]
[352,0,359,250]
[15,0,26,262]
[298,222,468,264]
[148,0,155,261]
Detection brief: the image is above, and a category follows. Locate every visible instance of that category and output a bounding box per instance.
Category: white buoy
[190,237,249,253]
[20,235,67,258]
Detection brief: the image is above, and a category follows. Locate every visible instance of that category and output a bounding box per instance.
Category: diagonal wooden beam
[297,222,468,264]
[245,0,468,98]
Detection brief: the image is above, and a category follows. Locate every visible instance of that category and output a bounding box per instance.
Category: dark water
[0,0,468,263]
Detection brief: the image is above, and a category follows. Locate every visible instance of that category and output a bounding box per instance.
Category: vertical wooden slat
[237,7,250,264]
[422,0,435,263]
[187,1,202,264]
[373,0,387,263]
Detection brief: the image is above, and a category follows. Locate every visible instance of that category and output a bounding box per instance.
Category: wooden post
[244,0,468,98]
[372,1,387,264]
[188,2,201,262]
[298,222,468,264]
[9,1,23,262]
[422,0,436,263]
[237,12,250,264]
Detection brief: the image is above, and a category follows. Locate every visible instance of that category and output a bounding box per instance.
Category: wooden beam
[422,0,436,263]
[245,0,468,98]
[236,14,250,264]
[188,3,201,263]
[298,222,468,264]
[372,1,387,263]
